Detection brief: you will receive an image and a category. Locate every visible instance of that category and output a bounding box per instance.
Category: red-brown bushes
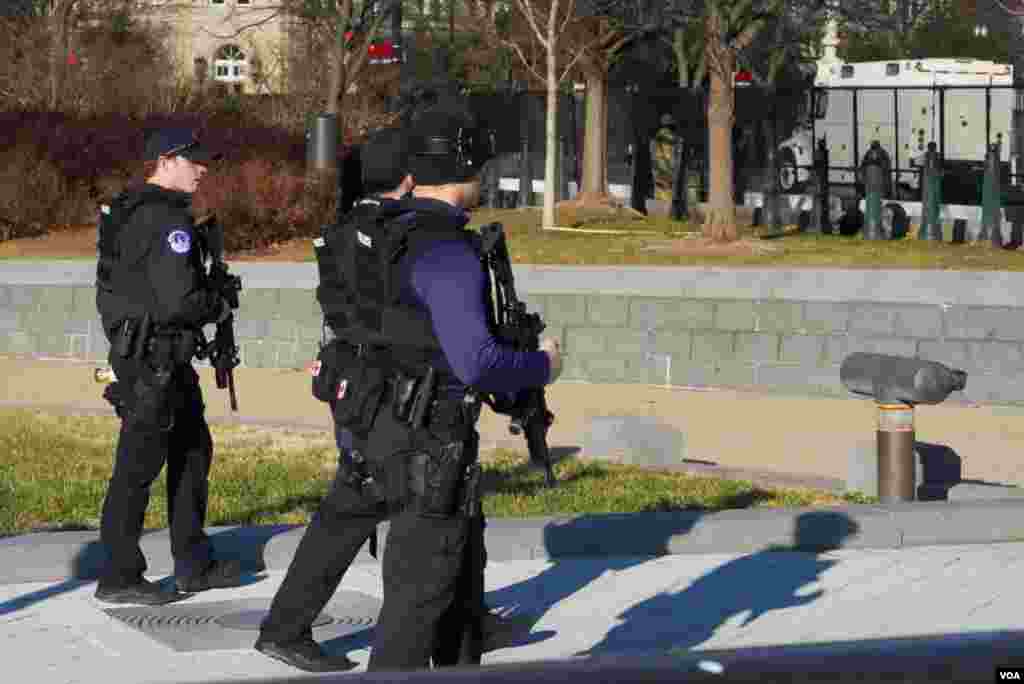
[0,110,349,247]
[194,159,336,253]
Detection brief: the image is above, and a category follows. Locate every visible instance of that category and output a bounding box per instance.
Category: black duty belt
[111,315,196,365]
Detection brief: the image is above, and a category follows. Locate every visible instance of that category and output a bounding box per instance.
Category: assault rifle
[478,222,556,487]
[195,214,242,411]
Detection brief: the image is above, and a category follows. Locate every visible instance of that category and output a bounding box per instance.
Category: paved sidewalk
[3,536,1024,683]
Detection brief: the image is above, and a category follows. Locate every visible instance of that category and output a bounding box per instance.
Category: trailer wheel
[883,202,909,240]
[778,148,803,194]
[838,207,864,236]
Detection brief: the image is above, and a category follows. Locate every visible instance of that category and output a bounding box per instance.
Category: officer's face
[163,155,208,194]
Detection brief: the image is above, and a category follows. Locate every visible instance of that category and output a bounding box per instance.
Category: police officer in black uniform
[254,102,562,671]
[93,128,244,605]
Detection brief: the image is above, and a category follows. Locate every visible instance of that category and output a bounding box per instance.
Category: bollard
[980,142,1003,246]
[559,136,570,202]
[952,218,967,244]
[860,141,888,240]
[486,154,501,209]
[811,137,832,234]
[876,402,916,502]
[306,113,339,173]
[670,138,689,221]
[919,142,943,241]
[840,352,967,503]
[761,145,783,235]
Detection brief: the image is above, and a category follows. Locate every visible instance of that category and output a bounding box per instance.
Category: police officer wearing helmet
[254,101,563,672]
[93,127,245,605]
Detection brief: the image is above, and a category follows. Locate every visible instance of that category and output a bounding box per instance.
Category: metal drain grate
[103,591,381,653]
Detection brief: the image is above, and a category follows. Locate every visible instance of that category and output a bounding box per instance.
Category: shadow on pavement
[582,511,858,656]
[484,510,858,657]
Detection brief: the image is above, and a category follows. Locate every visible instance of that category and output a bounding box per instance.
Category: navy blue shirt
[385,197,550,396]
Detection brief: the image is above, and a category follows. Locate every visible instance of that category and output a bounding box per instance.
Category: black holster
[407,442,471,518]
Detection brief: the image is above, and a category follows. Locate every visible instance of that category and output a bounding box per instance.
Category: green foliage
[842,2,1011,62]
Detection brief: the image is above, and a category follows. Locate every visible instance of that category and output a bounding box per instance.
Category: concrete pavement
[4,356,1024,680]
[3,532,1024,683]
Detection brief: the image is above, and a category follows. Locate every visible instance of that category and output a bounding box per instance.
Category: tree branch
[198,10,283,40]
[504,36,545,83]
[513,0,550,50]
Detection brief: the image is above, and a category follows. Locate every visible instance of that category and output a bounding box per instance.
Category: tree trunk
[542,39,558,229]
[48,10,65,110]
[580,69,609,202]
[702,22,737,242]
[326,30,344,117]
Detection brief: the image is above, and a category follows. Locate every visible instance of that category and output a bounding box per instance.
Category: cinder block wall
[3,262,1023,403]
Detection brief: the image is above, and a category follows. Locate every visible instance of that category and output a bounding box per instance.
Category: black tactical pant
[99,357,213,586]
[259,400,481,671]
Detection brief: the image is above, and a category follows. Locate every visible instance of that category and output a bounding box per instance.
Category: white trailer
[777,58,1018,206]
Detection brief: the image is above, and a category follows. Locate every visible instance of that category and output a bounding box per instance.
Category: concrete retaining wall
[3,261,1024,403]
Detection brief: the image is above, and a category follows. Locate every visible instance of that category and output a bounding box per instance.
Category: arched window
[213,44,246,83]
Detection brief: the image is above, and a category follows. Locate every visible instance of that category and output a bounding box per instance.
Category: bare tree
[468,0,591,228]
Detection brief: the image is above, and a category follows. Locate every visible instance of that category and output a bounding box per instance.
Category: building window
[237,0,250,4]
[841,64,854,79]
[886,63,899,76]
[211,0,224,4]
[213,44,246,83]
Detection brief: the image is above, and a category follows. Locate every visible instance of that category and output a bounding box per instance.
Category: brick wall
[3,262,1023,403]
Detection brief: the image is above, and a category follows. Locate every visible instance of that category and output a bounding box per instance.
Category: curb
[5,500,1024,585]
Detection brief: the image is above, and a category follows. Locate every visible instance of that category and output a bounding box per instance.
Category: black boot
[254,637,357,672]
[176,558,244,593]
[95,577,189,606]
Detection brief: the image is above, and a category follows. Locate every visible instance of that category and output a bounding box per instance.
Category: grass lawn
[466,208,1024,270]
[1,207,1021,270]
[0,409,872,537]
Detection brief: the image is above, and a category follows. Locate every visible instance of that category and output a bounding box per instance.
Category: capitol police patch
[167,229,191,254]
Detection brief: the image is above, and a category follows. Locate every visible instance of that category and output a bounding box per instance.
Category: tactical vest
[95,187,185,332]
[314,199,484,374]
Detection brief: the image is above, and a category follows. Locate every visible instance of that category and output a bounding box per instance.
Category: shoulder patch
[167,229,191,254]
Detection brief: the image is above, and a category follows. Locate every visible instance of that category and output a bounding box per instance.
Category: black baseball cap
[143,127,223,163]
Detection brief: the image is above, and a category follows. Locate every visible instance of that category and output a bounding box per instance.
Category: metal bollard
[559,136,570,202]
[518,135,530,209]
[919,142,943,241]
[487,156,500,209]
[812,137,832,234]
[860,141,888,240]
[876,402,916,502]
[306,113,339,173]
[670,138,689,221]
[980,142,1003,246]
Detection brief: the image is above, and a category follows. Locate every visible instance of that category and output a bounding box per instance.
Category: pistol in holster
[343,449,386,503]
[392,366,437,430]
[114,313,152,360]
